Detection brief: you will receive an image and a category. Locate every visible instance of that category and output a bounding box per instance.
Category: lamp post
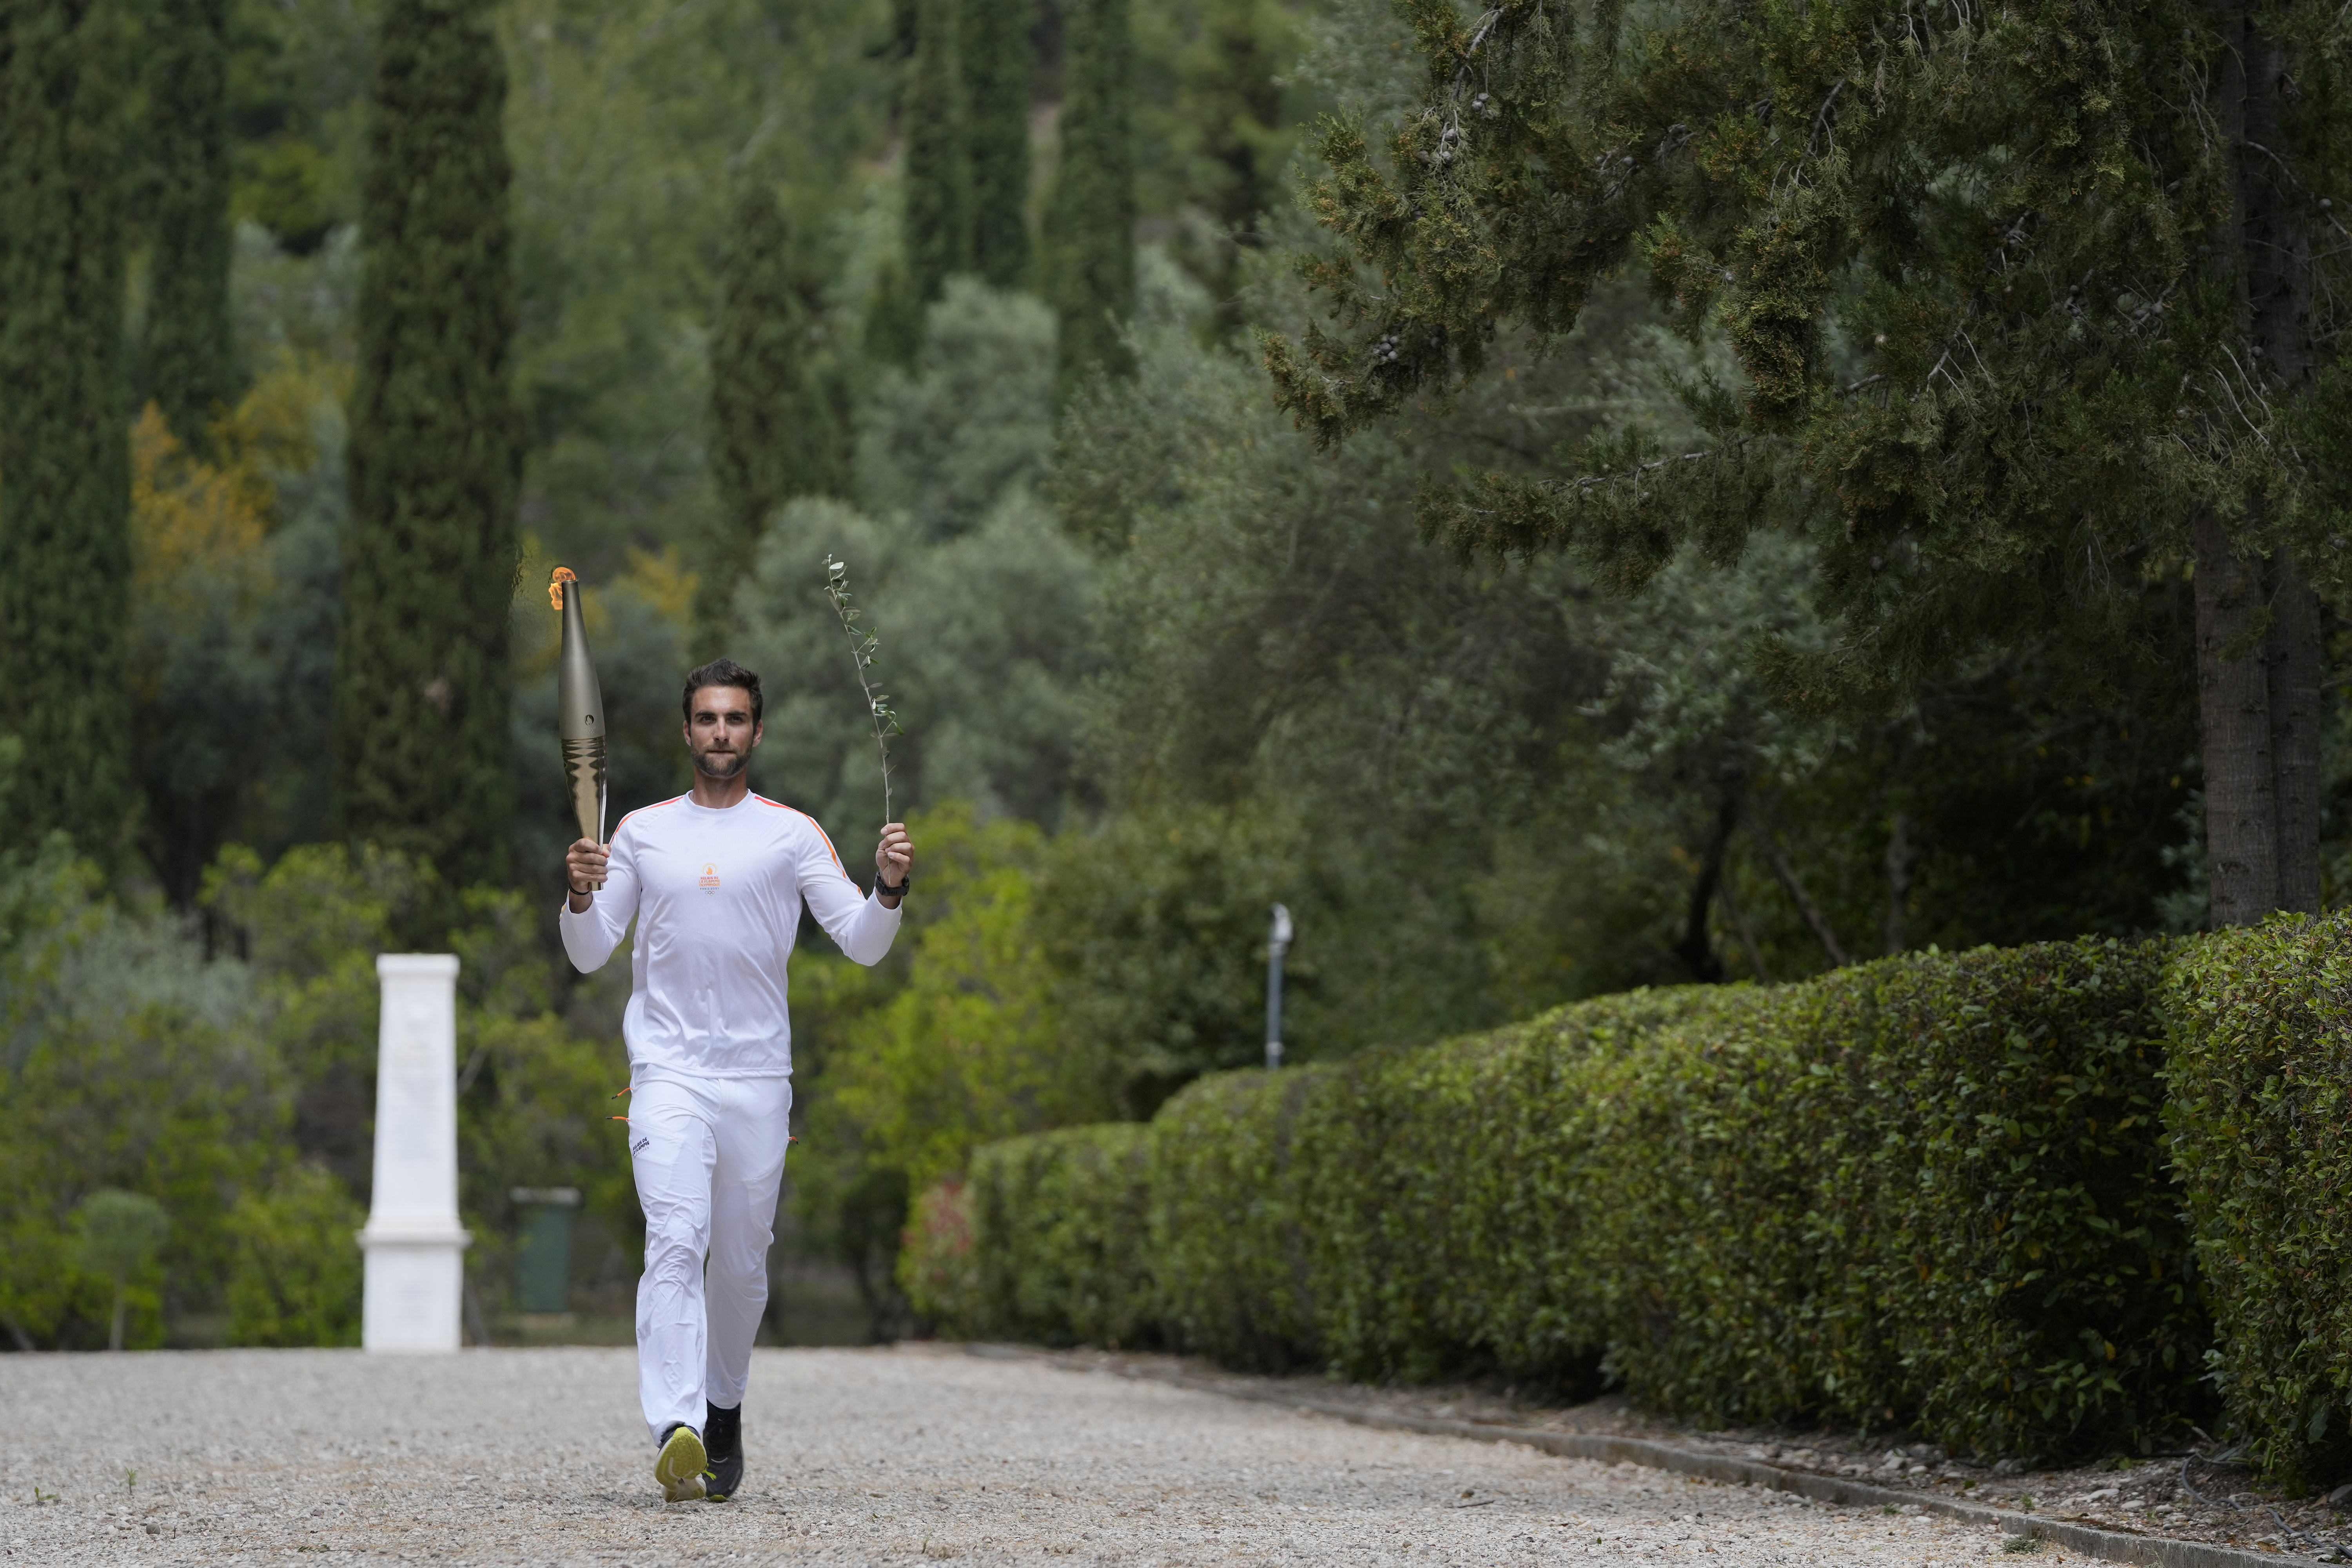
[1265,903,1292,1071]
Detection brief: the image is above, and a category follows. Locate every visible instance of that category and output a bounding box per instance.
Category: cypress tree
[336,0,520,880]
[1040,0,1133,397]
[1270,0,2352,928]
[963,0,1032,290]
[0,0,139,855]
[901,0,971,306]
[143,0,236,454]
[864,256,926,367]
[704,176,842,637]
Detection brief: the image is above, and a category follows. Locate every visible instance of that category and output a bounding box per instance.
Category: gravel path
[0,1345,2085,1565]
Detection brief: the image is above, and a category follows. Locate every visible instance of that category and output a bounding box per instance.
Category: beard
[692,746,747,780]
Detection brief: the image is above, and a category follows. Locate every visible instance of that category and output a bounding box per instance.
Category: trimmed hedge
[920,1123,1155,1348]
[2164,911,2352,1490]
[913,938,2212,1459]
[1286,942,2203,1459]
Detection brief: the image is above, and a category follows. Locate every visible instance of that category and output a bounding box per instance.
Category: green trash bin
[510,1186,581,1315]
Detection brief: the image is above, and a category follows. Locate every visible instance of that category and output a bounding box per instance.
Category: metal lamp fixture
[1265,903,1293,1071]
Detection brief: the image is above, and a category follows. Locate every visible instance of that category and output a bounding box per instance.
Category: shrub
[225,1163,364,1347]
[2163,911,2352,1488]
[900,1180,981,1334]
[963,938,2207,1459]
[968,1124,1155,1348]
[1150,1063,1332,1370]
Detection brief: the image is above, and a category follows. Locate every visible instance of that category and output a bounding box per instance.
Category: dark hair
[682,657,763,724]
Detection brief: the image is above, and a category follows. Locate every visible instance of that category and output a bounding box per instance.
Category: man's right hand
[566,838,608,910]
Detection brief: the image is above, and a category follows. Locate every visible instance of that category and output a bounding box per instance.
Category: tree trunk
[2194,0,2324,926]
[108,1284,125,1352]
[1882,808,1912,956]
[1672,779,1740,983]
[1718,870,1769,982]
[2265,559,2323,913]
[2194,510,2281,926]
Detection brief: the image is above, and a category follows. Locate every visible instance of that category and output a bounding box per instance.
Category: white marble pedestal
[358,953,471,1351]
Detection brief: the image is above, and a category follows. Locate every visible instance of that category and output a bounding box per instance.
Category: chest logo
[699,862,721,894]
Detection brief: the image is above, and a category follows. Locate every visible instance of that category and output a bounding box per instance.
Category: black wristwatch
[877,875,911,898]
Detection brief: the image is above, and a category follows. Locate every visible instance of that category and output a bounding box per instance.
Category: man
[561,657,913,1504]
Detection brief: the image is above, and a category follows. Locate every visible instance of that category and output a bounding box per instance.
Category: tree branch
[1754,819,1851,967]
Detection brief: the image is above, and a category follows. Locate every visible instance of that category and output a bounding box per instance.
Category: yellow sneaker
[655,1423,708,1502]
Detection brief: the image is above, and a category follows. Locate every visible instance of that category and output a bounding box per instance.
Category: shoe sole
[656,1427,708,1502]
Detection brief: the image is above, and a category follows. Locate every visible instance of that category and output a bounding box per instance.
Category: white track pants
[628,1071,793,1443]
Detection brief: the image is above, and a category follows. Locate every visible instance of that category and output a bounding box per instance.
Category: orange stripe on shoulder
[754,795,847,874]
[613,795,688,834]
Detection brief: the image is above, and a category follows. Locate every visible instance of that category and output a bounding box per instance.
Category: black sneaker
[655,1422,707,1502]
[702,1401,743,1502]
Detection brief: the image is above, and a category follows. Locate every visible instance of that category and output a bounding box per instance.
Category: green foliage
[1039,800,1305,1113]
[0,838,282,1349]
[145,0,241,453]
[1134,0,1304,313]
[78,1187,173,1345]
[455,1000,632,1315]
[898,1177,981,1331]
[902,0,971,305]
[1051,246,2204,1066]
[1147,1065,1323,1369]
[2162,912,2352,1489]
[856,276,1057,539]
[738,280,1093,832]
[76,1190,172,1284]
[224,1162,364,1347]
[222,0,372,252]
[790,805,1116,1332]
[207,840,421,1194]
[912,1124,1154,1345]
[210,841,633,1317]
[954,939,2206,1459]
[705,175,844,639]
[962,0,1032,289]
[338,0,520,880]
[494,0,894,576]
[0,0,140,859]
[1041,0,1135,394]
[808,804,1114,1200]
[1263,0,2349,927]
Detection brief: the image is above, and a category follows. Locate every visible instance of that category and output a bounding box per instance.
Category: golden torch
[551,567,607,878]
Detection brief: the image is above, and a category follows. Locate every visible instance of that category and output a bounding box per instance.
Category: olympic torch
[551,567,607,881]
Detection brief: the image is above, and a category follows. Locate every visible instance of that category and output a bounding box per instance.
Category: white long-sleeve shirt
[559,792,902,1078]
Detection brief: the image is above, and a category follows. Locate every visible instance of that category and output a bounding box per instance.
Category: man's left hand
[876,822,914,906]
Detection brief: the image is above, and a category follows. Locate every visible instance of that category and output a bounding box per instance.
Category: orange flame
[549,565,578,611]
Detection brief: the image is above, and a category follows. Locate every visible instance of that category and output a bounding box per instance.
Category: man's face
[685,685,762,780]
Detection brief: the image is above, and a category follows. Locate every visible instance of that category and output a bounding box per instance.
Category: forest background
[0,0,2333,1349]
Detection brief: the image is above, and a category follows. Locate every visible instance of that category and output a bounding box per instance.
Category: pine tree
[963,0,1033,290]
[705,176,842,638]
[143,0,237,455]
[336,0,520,880]
[1269,0,2352,928]
[1040,0,1134,397]
[902,0,971,307]
[0,0,139,855]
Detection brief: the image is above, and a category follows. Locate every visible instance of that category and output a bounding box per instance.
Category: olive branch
[822,554,901,825]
